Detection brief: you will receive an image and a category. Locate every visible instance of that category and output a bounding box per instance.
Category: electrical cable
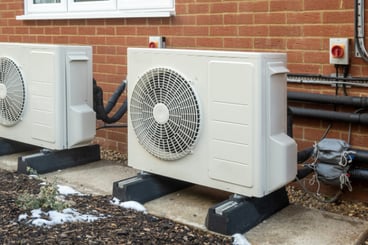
[295,175,343,203]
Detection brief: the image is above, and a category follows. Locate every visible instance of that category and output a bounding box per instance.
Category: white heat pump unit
[127,48,297,197]
[0,43,95,150]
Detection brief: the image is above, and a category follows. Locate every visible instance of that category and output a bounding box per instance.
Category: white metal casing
[127,48,297,197]
[0,42,95,150]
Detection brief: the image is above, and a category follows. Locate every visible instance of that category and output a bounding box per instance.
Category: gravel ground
[0,169,232,244]
[287,184,368,222]
[0,149,366,244]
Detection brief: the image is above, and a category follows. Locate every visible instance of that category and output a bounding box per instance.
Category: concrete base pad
[246,204,368,245]
[41,160,139,195]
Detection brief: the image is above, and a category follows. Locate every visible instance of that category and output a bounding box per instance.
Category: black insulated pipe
[297,147,314,163]
[105,81,127,114]
[93,79,128,124]
[288,91,368,108]
[296,147,368,181]
[350,168,368,181]
[296,166,313,180]
[350,149,368,164]
[287,107,293,138]
[297,147,368,166]
[288,106,368,125]
[296,166,368,182]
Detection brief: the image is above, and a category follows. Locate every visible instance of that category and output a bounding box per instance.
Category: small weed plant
[26,166,38,176]
[16,179,68,212]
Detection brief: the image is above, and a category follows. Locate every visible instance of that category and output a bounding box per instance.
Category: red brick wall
[0,0,367,153]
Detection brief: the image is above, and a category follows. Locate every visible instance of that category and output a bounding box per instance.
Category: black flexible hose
[105,81,127,114]
[93,79,128,124]
[296,166,313,179]
[297,147,314,163]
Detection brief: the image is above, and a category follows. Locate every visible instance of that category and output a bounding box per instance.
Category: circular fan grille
[130,67,201,161]
[0,57,26,126]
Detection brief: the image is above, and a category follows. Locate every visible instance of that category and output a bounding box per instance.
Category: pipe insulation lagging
[288,106,368,124]
[296,166,368,181]
[288,91,368,108]
[93,79,128,124]
[297,147,368,166]
[104,80,127,114]
[351,149,368,164]
[349,168,368,181]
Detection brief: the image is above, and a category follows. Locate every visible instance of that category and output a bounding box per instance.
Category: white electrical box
[148,36,165,48]
[329,38,349,65]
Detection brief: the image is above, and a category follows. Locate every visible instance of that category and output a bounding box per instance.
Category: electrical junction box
[148,36,165,48]
[329,38,349,65]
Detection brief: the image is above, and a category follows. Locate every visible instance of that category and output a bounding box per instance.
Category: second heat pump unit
[127,48,297,197]
[0,42,95,150]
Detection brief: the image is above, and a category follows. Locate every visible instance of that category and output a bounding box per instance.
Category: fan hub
[0,84,7,99]
[153,103,170,124]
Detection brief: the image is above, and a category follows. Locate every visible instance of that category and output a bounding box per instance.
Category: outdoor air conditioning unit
[127,48,297,197]
[0,42,95,150]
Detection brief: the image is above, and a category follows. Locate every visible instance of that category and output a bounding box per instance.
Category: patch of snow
[120,201,146,213]
[110,197,146,213]
[110,197,120,205]
[31,209,43,218]
[232,233,251,245]
[17,183,101,227]
[57,185,83,196]
[20,208,104,227]
[18,213,28,222]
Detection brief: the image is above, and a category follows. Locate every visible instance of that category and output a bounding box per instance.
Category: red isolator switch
[148,36,165,48]
[329,38,349,65]
[149,41,158,48]
[331,44,345,58]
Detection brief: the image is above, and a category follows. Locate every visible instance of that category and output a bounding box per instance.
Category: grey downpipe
[288,91,368,107]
